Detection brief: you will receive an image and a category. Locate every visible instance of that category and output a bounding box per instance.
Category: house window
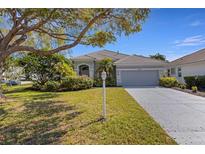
[178,67,182,77]
[167,69,171,76]
[79,64,90,77]
[171,68,176,75]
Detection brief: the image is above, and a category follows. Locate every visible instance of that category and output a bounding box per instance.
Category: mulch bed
[172,87,205,98]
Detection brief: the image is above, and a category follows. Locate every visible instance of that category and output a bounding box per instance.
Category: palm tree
[97,58,114,77]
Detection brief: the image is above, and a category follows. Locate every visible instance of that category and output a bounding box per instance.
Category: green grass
[0,84,176,144]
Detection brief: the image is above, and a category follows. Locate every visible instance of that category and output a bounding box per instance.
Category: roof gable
[170,48,205,66]
[72,50,128,61]
[115,55,168,67]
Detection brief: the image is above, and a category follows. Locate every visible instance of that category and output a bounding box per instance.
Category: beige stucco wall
[73,60,95,78]
[170,60,205,83]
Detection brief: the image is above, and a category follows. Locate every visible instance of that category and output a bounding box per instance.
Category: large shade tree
[0,8,150,97]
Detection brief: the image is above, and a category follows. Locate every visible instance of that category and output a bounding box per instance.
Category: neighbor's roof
[72,50,129,61]
[114,55,168,67]
[170,48,205,66]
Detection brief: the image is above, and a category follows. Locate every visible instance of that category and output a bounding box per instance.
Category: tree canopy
[150,53,166,61]
[0,8,150,62]
[18,53,76,84]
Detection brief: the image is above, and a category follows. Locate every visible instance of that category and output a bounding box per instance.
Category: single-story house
[169,48,205,83]
[72,50,168,86]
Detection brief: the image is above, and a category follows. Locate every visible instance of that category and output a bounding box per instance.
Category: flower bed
[172,87,205,98]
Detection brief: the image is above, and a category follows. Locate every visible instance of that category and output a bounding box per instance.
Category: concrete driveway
[125,87,205,145]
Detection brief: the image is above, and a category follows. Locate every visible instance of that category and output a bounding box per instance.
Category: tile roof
[114,55,168,67]
[170,48,205,66]
[72,50,128,61]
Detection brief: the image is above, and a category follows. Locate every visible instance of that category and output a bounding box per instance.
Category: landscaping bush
[192,86,198,93]
[159,77,178,88]
[94,77,116,87]
[42,81,61,92]
[178,83,186,89]
[60,76,93,91]
[198,76,205,89]
[32,76,93,92]
[184,75,205,89]
[184,76,198,89]
[32,82,42,90]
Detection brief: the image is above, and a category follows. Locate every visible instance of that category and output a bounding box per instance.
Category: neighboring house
[72,50,168,86]
[169,48,205,83]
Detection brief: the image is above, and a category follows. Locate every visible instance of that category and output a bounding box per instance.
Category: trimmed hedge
[159,77,178,88]
[43,81,60,91]
[184,75,205,89]
[32,76,93,92]
[94,77,116,87]
[61,76,93,91]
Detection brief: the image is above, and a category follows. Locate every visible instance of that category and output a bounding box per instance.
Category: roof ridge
[171,48,205,63]
[114,55,131,63]
[84,54,97,60]
[88,49,129,56]
[132,54,168,63]
[73,49,129,59]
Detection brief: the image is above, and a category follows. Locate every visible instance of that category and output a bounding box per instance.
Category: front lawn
[0,84,176,144]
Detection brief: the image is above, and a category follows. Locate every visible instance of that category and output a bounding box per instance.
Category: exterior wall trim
[76,63,93,77]
[116,68,165,71]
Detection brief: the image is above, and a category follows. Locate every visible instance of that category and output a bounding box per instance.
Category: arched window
[79,64,89,77]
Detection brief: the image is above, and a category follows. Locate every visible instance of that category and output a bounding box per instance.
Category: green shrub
[32,76,93,92]
[184,76,198,89]
[192,86,198,93]
[94,77,116,87]
[178,83,186,89]
[184,75,205,89]
[61,76,93,91]
[32,82,42,90]
[198,76,205,89]
[159,77,178,88]
[42,81,60,92]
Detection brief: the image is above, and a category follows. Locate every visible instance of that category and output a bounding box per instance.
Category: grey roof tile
[170,48,205,66]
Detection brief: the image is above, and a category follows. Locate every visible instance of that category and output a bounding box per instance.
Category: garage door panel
[121,70,159,86]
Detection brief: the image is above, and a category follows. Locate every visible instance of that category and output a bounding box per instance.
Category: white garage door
[120,70,159,86]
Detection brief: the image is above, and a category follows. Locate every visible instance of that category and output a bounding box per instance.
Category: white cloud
[174,35,205,47]
[190,20,203,27]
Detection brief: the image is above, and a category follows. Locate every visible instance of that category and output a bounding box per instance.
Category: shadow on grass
[3,86,31,95]
[0,91,83,145]
[79,117,105,129]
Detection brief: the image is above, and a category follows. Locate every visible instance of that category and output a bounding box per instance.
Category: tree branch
[8,9,111,55]
[16,9,57,35]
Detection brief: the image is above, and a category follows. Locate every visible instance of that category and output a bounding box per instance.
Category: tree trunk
[0,60,5,99]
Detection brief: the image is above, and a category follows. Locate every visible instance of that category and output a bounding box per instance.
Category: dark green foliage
[18,53,76,84]
[198,76,205,89]
[97,58,114,77]
[94,77,116,87]
[95,58,116,87]
[184,76,198,89]
[159,77,178,88]
[150,53,166,61]
[60,76,93,91]
[33,76,93,92]
[184,75,205,89]
[42,81,61,92]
